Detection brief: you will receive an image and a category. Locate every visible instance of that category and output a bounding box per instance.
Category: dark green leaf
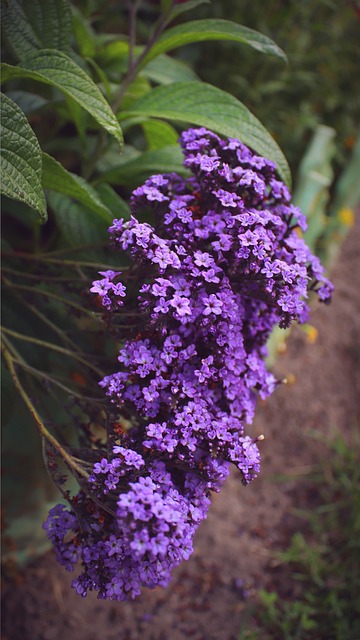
[96,146,188,187]
[119,82,291,185]
[142,120,179,150]
[96,39,129,76]
[48,192,108,246]
[1,51,123,146]
[142,54,199,85]
[118,76,151,112]
[64,96,86,141]
[0,92,46,219]
[95,184,131,220]
[41,153,112,222]
[139,19,287,70]
[166,0,210,23]
[71,5,96,58]
[96,143,140,175]
[5,90,48,115]
[1,0,72,61]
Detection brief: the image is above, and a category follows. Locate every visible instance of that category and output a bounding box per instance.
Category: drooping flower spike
[44,128,333,601]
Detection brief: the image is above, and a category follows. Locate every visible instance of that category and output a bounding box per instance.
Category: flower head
[46,127,332,602]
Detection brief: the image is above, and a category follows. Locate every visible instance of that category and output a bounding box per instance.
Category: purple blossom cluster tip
[90,269,126,311]
[44,127,333,602]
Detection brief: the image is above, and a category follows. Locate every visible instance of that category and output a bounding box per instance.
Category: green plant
[190,0,360,177]
[251,432,360,639]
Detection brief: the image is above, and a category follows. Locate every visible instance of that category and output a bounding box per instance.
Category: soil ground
[2,216,360,640]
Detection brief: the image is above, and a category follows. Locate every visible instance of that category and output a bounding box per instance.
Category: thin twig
[2,251,125,270]
[1,326,105,377]
[8,285,81,352]
[11,357,104,402]
[1,343,89,480]
[2,277,101,318]
[1,266,86,283]
[112,2,175,114]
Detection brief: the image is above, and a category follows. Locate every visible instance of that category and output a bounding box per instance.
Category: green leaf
[142,54,199,85]
[64,96,87,142]
[1,50,123,147]
[142,120,179,150]
[96,146,187,188]
[96,143,140,175]
[48,192,108,246]
[0,93,47,219]
[119,82,291,186]
[71,5,96,58]
[41,153,112,222]
[85,58,112,102]
[1,0,72,61]
[96,39,129,76]
[118,76,151,112]
[139,19,287,70]
[95,184,131,220]
[166,0,210,23]
[5,90,48,115]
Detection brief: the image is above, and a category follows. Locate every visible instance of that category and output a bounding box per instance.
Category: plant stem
[1,266,87,283]
[8,286,82,352]
[1,326,105,377]
[127,0,142,72]
[2,277,101,318]
[1,343,89,480]
[112,1,175,115]
[2,251,126,270]
[1,332,27,365]
[83,0,176,180]
[10,356,103,402]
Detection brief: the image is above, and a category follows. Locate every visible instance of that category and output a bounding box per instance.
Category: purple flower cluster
[43,459,209,600]
[44,128,332,601]
[90,269,126,311]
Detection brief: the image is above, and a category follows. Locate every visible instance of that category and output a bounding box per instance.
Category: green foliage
[1,0,290,224]
[1,0,72,60]
[41,152,112,221]
[0,92,46,218]
[1,51,124,146]
[189,0,360,176]
[138,19,287,69]
[120,82,291,185]
[96,145,187,187]
[248,432,360,640]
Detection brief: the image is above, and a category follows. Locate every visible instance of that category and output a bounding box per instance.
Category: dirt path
[2,216,360,640]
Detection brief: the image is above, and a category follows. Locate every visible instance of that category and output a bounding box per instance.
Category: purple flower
[49,126,333,603]
[202,294,223,316]
[170,294,192,317]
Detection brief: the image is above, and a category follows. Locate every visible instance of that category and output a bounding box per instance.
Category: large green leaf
[48,192,108,246]
[142,120,179,150]
[139,19,286,70]
[71,5,96,58]
[1,51,123,146]
[95,184,131,220]
[166,0,210,23]
[119,82,291,186]
[0,93,46,219]
[142,54,199,85]
[41,153,112,222]
[1,0,72,61]
[96,146,187,188]
[5,90,48,115]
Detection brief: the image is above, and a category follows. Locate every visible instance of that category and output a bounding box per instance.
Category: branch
[1,342,89,480]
